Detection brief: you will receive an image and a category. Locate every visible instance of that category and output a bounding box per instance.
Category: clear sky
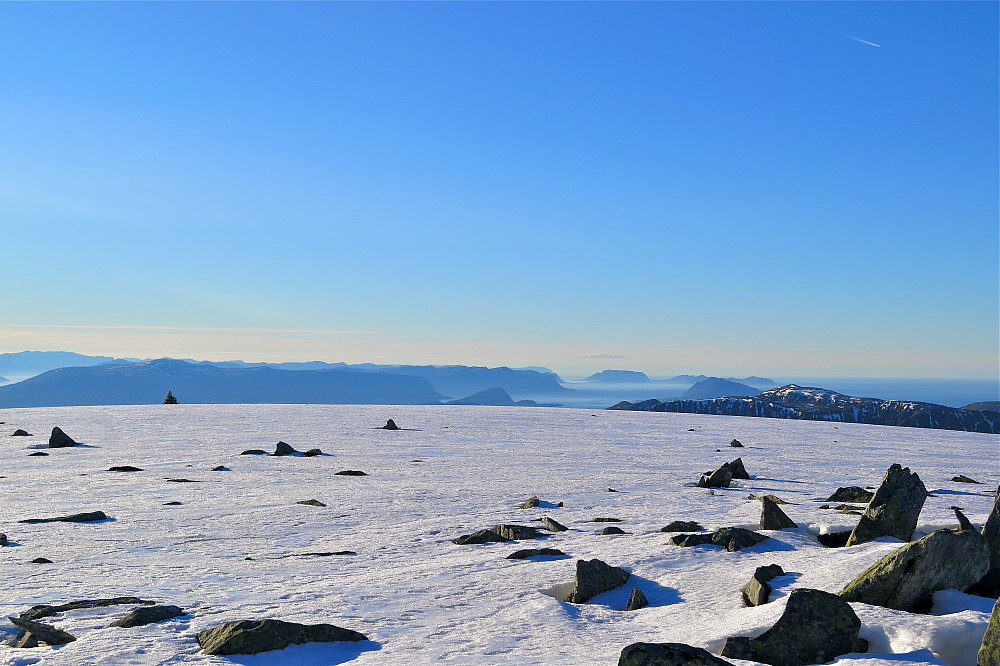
[2,1,997,378]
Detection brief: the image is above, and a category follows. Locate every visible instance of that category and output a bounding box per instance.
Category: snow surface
[0,404,996,666]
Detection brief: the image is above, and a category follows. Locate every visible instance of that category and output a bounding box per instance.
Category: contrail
[842,33,881,48]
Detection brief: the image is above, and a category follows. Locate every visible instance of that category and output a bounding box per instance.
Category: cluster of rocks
[240,441,323,457]
[696,458,749,488]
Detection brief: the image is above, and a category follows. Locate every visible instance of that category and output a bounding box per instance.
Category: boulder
[720,589,860,666]
[335,470,367,476]
[520,496,540,509]
[196,619,366,655]
[28,452,48,456]
[969,486,1000,597]
[726,458,750,479]
[492,524,543,540]
[749,494,788,505]
[826,487,874,503]
[592,517,622,523]
[240,449,268,455]
[625,587,649,611]
[669,527,769,552]
[661,521,704,532]
[13,631,38,648]
[506,548,565,559]
[542,517,568,532]
[846,464,927,547]
[211,466,229,471]
[110,604,185,628]
[20,597,155,621]
[19,511,108,524]
[730,439,744,448]
[743,564,784,606]
[452,529,510,545]
[271,441,297,456]
[30,558,52,564]
[979,597,1000,666]
[11,429,31,437]
[108,466,143,472]
[382,419,399,430]
[760,497,797,530]
[952,474,980,483]
[296,499,326,507]
[48,427,77,448]
[568,558,630,603]
[619,642,733,666]
[599,526,626,535]
[303,449,323,457]
[817,530,852,548]
[0,533,6,546]
[698,465,733,489]
[840,527,990,612]
[8,616,76,646]
[163,390,178,404]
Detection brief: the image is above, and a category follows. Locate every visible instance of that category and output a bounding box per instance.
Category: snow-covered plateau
[0,404,996,666]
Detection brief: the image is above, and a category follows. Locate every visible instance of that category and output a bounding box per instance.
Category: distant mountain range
[582,370,649,383]
[666,374,777,389]
[446,387,541,407]
[609,384,999,434]
[680,377,761,399]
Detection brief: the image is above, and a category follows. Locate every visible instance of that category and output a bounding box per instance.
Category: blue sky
[2,2,997,378]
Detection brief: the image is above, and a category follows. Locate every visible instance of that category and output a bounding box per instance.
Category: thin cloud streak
[2,324,380,336]
[841,33,881,48]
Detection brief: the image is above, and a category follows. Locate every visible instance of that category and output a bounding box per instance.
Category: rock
[20,597,155,621]
[661,521,704,532]
[303,449,323,457]
[592,517,622,523]
[952,474,980,483]
[13,631,38,648]
[163,501,182,505]
[165,478,200,483]
[335,470,367,476]
[568,558,631,603]
[8,616,76,646]
[953,506,976,532]
[382,419,399,430]
[726,458,750,479]
[557,501,564,507]
[28,452,48,456]
[669,527,769,552]
[492,524,542,540]
[48,427,77,448]
[294,551,355,557]
[542,517,568,532]
[748,494,788,505]
[817,530,852,548]
[743,564,784,606]
[110,604,185,628]
[840,527,990,612]
[272,441,297,456]
[720,589,860,666]
[297,499,326,507]
[211,466,230,471]
[846,464,927,547]
[240,449,268,455]
[970,486,1000,597]
[452,529,510,545]
[730,439,744,448]
[608,488,619,492]
[30,557,52,564]
[11,429,31,436]
[827,486,874,503]
[599,526,626,535]
[520,496,540,509]
[979,597,1000,666]
[196,619,367,655]
[697,465,733,489]
[163,390,178,404]
[619,642,733,666]
[19,511,108,524]
[0,533,6,546]
[108,466,143,472]
[506,548,566,559]
[760,497,797,530]
[625,587,649,611]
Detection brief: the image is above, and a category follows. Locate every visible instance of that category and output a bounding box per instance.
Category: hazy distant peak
[583,370,650,383]
[681,377,761,400]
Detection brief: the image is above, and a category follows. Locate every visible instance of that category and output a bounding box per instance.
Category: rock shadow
[220,640,381,665]
[544,575,681,612]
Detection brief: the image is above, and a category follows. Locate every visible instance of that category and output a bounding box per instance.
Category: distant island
[680,377,761,400]
[582,369,649,383]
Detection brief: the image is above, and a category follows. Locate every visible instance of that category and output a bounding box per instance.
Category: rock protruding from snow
[668,527,769,552]
[11,429,31,436]
[568,558,630,604]
[951,474,980,483]
[196,619,367,655]
[271,441,297,456]
[492,524,543,540]
[619,642,733,666]
[8,616,76,646]
[48,427,77,448]
[520,496,540,509]
[846,464,926,547]
[743,564,784,607]
[625,587,649,611]
[697,458,750,488]
[760,497,797,530]
[296,499,326,507]
[382,419,399,430]
[19,511,108,524]
[720,588,860,666]
[826,487,873,503]
[0,534,7,546]
[839,528,990,612]
[599,526,626,535]
[542,517,568,532]
[506,548,565,560]
[109,605,185,628]
[20,597,155,621]
[240,449,268,455]
[661,520,704,532]
[729,439,744,448]
[980,598,1000,666]
[971,486,1000,598]
[452,529,510,545]
[163,390,178,404]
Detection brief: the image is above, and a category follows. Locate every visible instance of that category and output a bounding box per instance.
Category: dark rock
[48,427,77,448]
[827,486,874,503]
[592,517,622,523]
[163,501,182,505]
[760,497,797,530]
[568,558,631,603]
[619,642,733,666]
[969,486,1000,597]
[953,506,976,532]
[8,616,75,646]
[28,452,48,457]
[240,449,268,455]
[109,466,143,472]
[743,564,784,606]
[295,551,355,557]
[211,466,229,471]
[335,470,367,476]
[19,511,108,524]
[382,419,399,430]
[493,524,542,540]
[20,597,155,621]
[542,517,568,532]
[272,441,297,456]
[13,631,39,648]
[302,448,323,457]
[952,474,980,483]
[697,465,733,489]
[720,589,860,666]
[452,529,510,545]
[165,478,200,483]
[506,548,566,559]
[297,499,326,507]
[110,604,185,628]
[608,488,619,492]
[625,587,649,611]
[725,458,750,479]
[12,429,31,436]
[980,598,1000,666]
[840,527,990,612]
[557,501,564,507]
[730,439,744,448]
[817,530,852,548]
[163,390,178,404]
[520,496,540,509]
[599,526,626,535]
[196,619,367,655]
[661,521,704,532]
[669,527,769,552]
[846,464,927,546]
[30,558,52,564]
[749,494,788,505]
[0,533,6,546]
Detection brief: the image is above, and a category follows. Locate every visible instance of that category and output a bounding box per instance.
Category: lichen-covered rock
[625,587,649,611]
[452,529,510,545]
[760,497,797,530]
[196,619,366,655]
[952,474,980,483]
[827,487,874,503]
[296,499,326,507]
[846,464,927,546]
[743,564,784,606]
[840,528,990,612]
[970,486,1000,597]
[20,597,155,621]
[619,642,733,666]
[599,526,626,535]
[110,605,185,628]
[720,589,860,666]
[670,527,769,552]
[493,524,543,540]
[520,496,540,509]
[8,616,76,646]
[542,517,568,532]
[979,597,1000,666]
[749,494,788,505]
[661,521,704,532]
[271,441,297,456]
[698,465,733,488]
[506,548,565,559]
[569,558,630,603]
[726,458,750,479]
[48,427,77,448]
